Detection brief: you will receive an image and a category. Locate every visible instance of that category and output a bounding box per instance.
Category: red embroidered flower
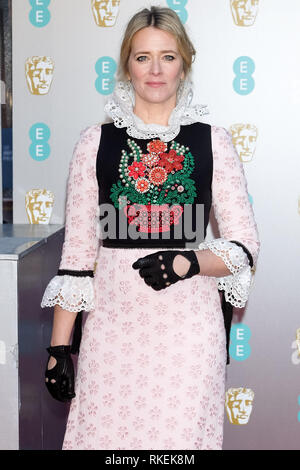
[159,150,184,173]
[149,167,168,186]
[128,161,146,180]
[147,140,167,154]
[135,177,150,193]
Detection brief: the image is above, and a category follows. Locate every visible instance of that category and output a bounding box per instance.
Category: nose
[239,401,246,412]
[244,137,250,150]
[40,202,47,216]
[150,57,162,76]
[107,0,113,13]
[245,0,252,13]
[39,69,46,83]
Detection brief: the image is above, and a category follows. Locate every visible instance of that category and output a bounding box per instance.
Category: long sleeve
[41,124,102,313]
[198,126,260,308]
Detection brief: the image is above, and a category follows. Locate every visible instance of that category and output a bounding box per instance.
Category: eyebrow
[133,50,178,56]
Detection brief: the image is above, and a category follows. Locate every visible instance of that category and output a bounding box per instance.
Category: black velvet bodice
[96,122,213,249]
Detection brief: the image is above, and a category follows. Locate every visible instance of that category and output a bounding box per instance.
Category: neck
[133,93,177,127]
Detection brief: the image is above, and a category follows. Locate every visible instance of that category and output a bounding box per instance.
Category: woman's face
[127,26,185,106]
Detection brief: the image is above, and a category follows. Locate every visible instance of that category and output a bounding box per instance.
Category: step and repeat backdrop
[12,0,300,450]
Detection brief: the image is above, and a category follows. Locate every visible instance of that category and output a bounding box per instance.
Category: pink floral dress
[41,82,260,451]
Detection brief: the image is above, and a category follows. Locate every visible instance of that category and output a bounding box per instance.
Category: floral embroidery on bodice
[109,137,197,233]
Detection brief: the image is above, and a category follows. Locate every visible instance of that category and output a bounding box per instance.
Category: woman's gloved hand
[132,250,200,291]
[45,345,76,402]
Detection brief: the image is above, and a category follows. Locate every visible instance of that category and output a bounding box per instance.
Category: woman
[41,6,260,450]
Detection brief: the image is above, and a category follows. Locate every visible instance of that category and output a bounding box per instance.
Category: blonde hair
[118,6,196,81]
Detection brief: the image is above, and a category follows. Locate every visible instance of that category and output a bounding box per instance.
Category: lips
[146,82,165,85]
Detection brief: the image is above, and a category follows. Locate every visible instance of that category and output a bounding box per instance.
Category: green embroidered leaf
[110,180,151,209]
[155,176,197,205]
[181,152,195,177]
[110,181,126,209]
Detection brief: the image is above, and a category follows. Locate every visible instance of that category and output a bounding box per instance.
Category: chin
[143,88,175,102]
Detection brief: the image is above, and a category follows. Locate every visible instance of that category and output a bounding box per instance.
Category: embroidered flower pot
[124,203,183,233]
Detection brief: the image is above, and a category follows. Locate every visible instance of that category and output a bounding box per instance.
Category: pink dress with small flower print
[53,123,259,450]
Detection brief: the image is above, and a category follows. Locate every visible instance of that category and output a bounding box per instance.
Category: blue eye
[136,55,176,62]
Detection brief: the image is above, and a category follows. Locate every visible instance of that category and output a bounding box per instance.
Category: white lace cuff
[40,275,95,312]
[197,238,253,308]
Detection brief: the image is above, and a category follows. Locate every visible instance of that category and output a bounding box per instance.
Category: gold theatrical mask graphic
[25,189,54,224]
[296,329,300,357]
[230,124,258,162]
[230,0,259,27]
[225,387,255,425]
[91,0,120,27]
[25,56,54,95]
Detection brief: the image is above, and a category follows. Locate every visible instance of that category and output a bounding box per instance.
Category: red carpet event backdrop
[12,0,300,450]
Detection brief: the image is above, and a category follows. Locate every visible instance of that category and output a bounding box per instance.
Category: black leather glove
[45,345,76,403]
[132,250,200,291]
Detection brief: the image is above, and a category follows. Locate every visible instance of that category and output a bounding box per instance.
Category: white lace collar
[104,79,209,142]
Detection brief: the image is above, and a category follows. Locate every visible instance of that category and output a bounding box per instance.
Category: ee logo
[166,0,188,24]
[95,57,117,95]
[29,123,51,161]
[233,56,255,95]
[229,323,251,361]
[29,0,51,28]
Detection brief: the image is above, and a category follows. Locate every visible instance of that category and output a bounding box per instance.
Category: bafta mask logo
[225,387,254,425]
[91,0,120,27]
[296,329,300,357]
[0,340,5,365]
[25,189,54,224]
[25,56,54,95]
[230,124,258,162]
[230,0,259,27]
